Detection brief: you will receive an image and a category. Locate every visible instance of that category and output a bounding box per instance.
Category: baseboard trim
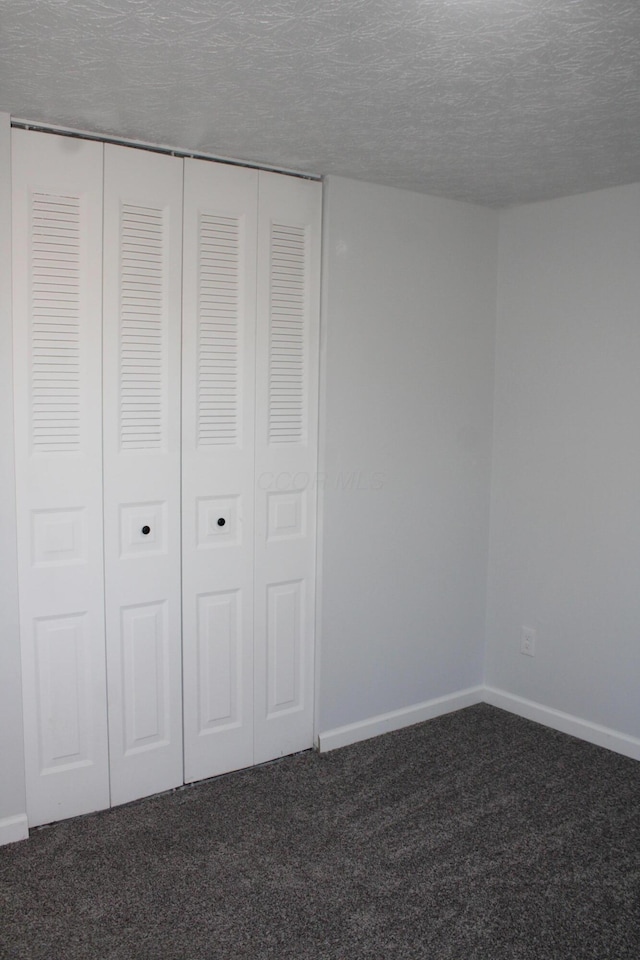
[317,685,485,752]
[318,684,640,761]
[0,813,29,846]
[483,686,640,762]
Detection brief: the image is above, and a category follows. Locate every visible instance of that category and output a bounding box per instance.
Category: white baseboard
[318,684,640,762]
[0,813,29,846]
[483,686,640,762]
[317,685,484,752]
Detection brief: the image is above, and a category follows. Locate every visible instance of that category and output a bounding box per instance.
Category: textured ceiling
[1,0,640,207]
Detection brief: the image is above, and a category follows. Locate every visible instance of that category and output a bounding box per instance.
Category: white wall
[486,184,640,740]
[0,113,28,842]
[318,176,498,734]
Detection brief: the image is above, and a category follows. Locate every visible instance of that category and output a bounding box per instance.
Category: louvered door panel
[30,192,82,452]
[268,223,307,444]
[182,158,258,782]
[197,212,242,446]
[12,130,109,826]
[103,144,183,805]
[120,203,165,450]
[254,172,322,764]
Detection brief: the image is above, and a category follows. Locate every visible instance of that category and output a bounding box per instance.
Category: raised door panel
[182,158,258,782]
[103,144,183,805]
[254,172,321,764]
[12,130,109,826]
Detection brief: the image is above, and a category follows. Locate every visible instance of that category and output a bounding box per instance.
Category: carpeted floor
[1,703,639,959]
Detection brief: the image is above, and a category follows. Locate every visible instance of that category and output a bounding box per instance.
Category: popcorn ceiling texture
[1,0,639,206]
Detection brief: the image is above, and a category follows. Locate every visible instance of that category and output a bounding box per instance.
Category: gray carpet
[1,704,639,959]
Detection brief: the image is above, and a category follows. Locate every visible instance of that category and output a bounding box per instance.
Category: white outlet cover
[521,626,536,657]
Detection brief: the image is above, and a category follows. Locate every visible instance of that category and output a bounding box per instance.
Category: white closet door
[254,172,322,764]
[12,130,109,826]
[103,145,183,805]
[182,159,258,782]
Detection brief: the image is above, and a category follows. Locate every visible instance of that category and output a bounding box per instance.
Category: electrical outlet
[521,626,536,657]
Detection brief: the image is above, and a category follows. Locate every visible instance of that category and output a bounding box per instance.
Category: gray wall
[485,184,640,738]
[318,176,498,732]
[0,113,27,829]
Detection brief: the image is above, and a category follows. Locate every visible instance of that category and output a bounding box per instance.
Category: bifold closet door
[182,159,258,783]
[254,172,322,764]
[12,130,110,826]
[102,145,183,805]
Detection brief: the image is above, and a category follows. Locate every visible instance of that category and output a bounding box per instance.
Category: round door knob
[217,518,226,527]
[141,525,151,535]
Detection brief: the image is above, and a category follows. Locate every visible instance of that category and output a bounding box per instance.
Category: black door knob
[217,518,226,527]
[141,525,151,535]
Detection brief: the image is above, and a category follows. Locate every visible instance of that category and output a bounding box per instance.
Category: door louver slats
[268,224,307,444]
[119,203,166,450]
[197,214,240,447]
[30,192,81,452]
